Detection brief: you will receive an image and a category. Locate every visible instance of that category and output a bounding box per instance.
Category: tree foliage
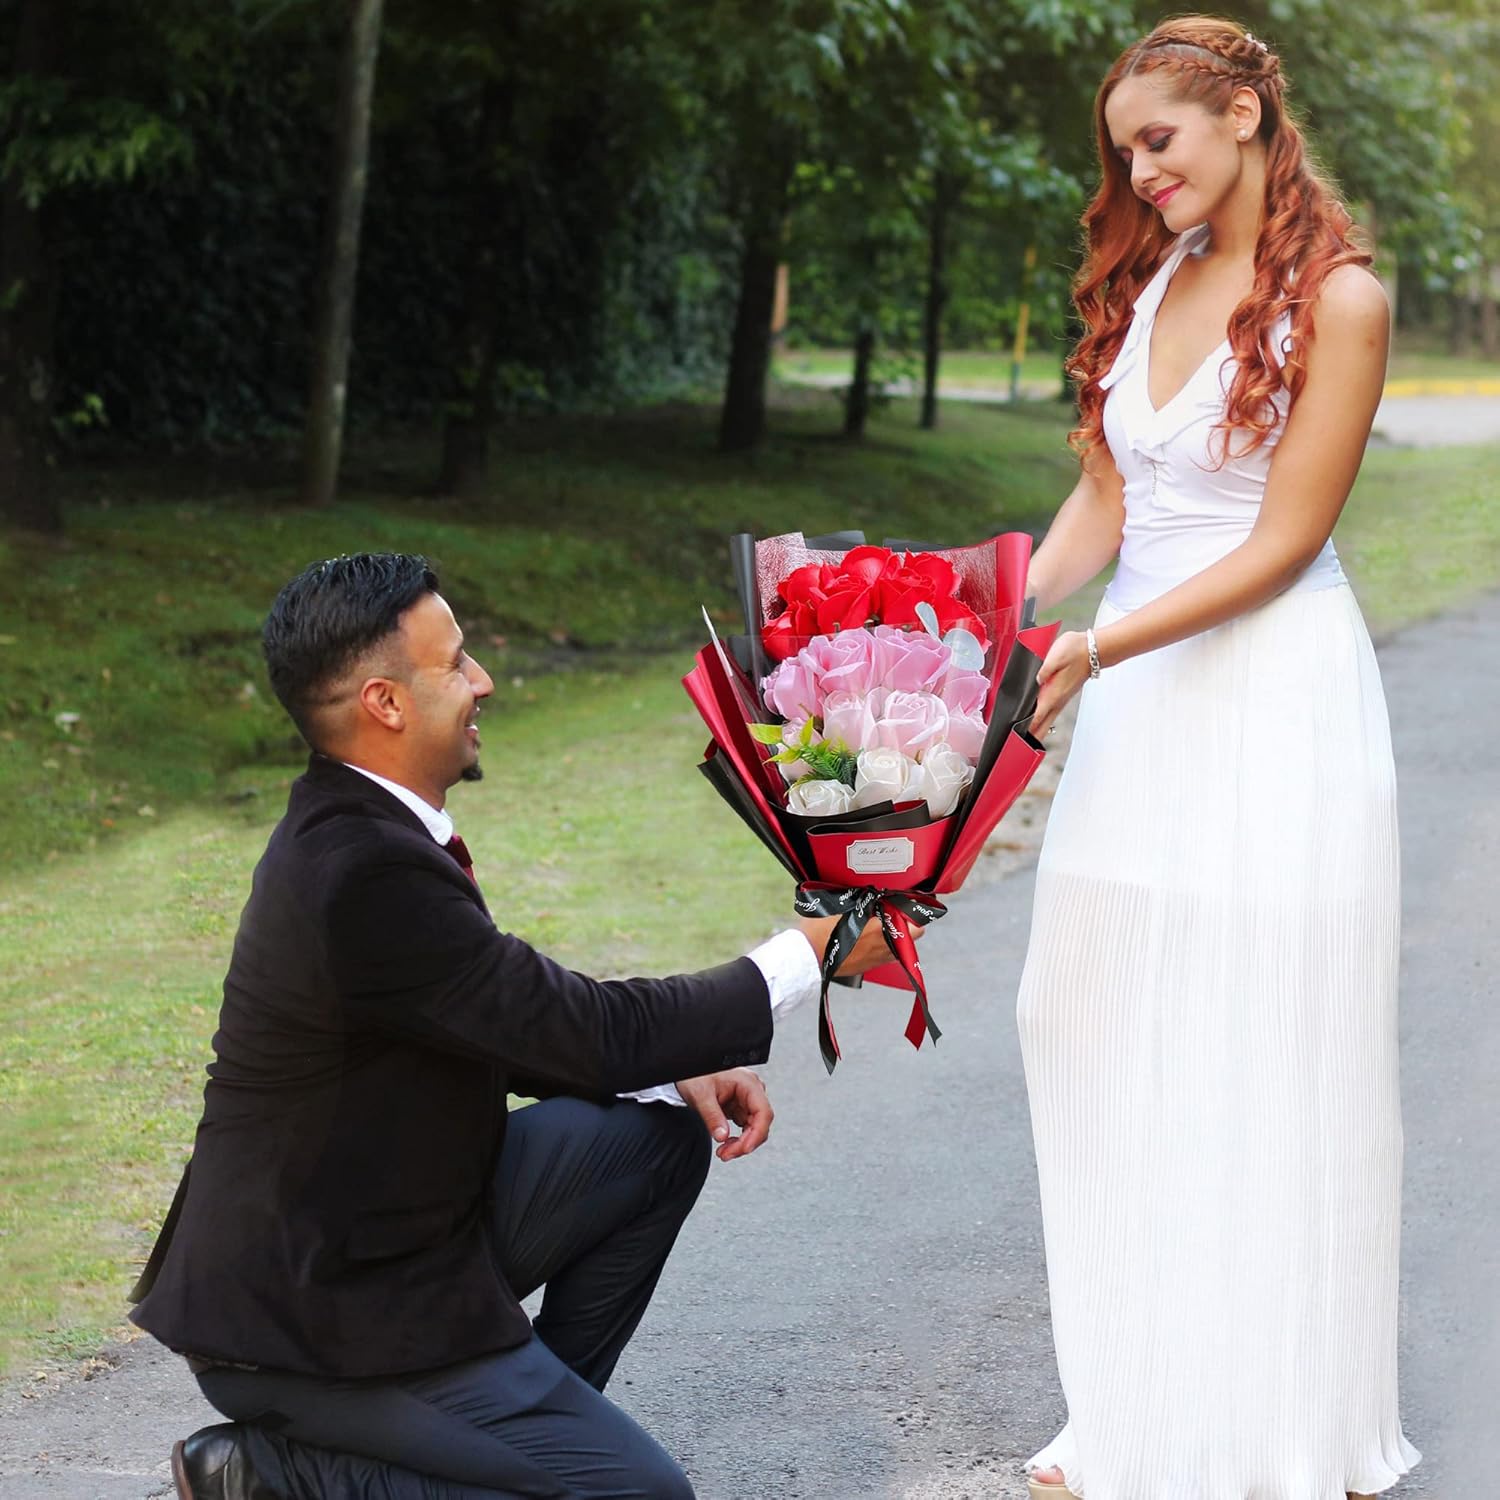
[0,0,1488,527]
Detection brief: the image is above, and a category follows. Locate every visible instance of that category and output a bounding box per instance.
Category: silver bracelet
[1085,628,1102,679]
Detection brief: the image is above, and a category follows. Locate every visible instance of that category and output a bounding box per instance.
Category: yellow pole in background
[1009,244,1037,403]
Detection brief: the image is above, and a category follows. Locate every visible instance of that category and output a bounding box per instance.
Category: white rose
[911,741,974,818]
[786,777,856,818]
[852,746,919,809]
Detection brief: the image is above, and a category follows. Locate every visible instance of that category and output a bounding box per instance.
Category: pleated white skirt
[1017,583,1420,1499]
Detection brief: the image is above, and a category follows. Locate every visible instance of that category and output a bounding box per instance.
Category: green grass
[1384,328,1500,386]
[1335,444,1500,633]
[0,391,1497,1373]
[0,397,1076,870]
[780,331,1500,393]
[777,346,1065,394]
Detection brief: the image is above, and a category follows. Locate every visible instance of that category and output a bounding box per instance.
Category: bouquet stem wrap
[794,882,949,1074]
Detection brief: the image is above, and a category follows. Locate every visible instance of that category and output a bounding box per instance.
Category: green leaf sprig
[749,718,858,787]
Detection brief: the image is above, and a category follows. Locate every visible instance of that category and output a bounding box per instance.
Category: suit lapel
[297,756,491,916]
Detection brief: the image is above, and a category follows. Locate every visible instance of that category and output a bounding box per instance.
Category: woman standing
[1016,18,1420,1500]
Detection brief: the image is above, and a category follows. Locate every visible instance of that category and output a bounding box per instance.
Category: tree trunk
[0,0,64,534]
[1448,288,1471,356]
[718,160,792,453]
[438,394,492,499]
[299,0,385,508]
[439,80,511,499]
[1481,266,1499,360]
[1009,245,1037,402]
[920,175,953,432]
[844,325,875,440]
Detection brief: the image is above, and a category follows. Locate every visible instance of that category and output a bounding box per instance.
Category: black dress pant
[194,1096,711,1499]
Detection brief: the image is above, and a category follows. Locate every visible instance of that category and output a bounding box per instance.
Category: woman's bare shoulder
[1310,263,1390,337]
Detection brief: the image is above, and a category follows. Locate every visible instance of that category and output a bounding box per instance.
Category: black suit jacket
[129,755,772,1377]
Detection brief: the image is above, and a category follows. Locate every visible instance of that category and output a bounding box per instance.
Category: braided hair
[1067,16,1370,461]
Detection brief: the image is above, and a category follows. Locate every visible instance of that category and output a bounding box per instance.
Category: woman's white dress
[1016,226,1420,1499]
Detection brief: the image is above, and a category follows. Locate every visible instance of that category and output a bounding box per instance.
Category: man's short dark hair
[263,553,440,748]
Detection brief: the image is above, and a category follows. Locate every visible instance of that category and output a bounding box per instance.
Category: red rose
[815,579,876,635]
[876,566,938,629]
[881,550,988,649]
[762,543,985,655]
[764,606,813,658]
[778,563,838,608]
[932,595,989,648]
[904,552,960,598]
[837,545,897,588]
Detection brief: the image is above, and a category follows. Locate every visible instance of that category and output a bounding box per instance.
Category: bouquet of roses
[684,530,1059,1072]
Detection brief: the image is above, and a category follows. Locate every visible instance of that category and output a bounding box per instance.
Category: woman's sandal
[1027,1469,1081,1500]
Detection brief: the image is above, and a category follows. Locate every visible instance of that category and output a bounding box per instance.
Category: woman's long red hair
[1068,16,1371,459]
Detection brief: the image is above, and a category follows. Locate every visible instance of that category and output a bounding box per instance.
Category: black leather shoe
[171,1424,279,1499]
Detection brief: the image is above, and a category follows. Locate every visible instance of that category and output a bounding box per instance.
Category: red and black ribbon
[794,882,948,1074]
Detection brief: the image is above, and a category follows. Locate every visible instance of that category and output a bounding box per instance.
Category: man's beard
[460,762,484,783]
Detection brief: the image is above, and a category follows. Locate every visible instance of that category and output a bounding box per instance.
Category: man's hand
[675,1069,774,1162]
[797,914,912,977]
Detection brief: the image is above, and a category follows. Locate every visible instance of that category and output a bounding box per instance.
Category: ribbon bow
[794,882,948,1073]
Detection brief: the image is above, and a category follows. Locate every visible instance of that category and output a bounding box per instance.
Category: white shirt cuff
[620,1082,689,1107]
[616,929,821,1108]
[745,927,822,1022]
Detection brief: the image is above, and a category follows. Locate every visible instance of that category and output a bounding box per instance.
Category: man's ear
[356,675,405,732]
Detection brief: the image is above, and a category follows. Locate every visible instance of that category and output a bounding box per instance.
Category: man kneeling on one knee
[130,553,898,1500]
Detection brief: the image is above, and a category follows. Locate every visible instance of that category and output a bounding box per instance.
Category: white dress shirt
[344,764,821,1106]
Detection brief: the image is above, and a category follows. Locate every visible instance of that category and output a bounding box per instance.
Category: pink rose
[942,709,987,761]
[871,625,950,694]
[804,629,880,700]
[821,691,880,753]
[874,690,952,757]
[762,655,820,720]
[937,664,989,717]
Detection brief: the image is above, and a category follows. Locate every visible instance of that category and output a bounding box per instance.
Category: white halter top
[1098,224,1347,614]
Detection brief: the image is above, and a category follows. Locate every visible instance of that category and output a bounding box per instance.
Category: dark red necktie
[444,834,477,886]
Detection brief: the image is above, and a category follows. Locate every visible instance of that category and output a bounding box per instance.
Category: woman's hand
[1031,630,1093,739]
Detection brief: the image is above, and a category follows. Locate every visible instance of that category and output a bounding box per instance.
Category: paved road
[788,372,1500,449]
[1371,394,1500,447]
[2,592,1496,1499]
